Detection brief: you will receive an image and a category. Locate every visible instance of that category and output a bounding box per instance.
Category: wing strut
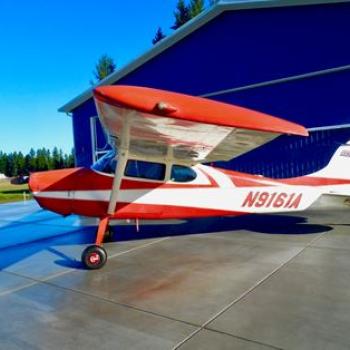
[81,122,130,270]
[107,118,130,215]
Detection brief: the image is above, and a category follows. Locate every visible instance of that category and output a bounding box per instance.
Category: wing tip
[289,125,309,137]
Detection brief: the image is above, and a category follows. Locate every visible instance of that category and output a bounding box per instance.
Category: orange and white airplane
[29,86,350,269]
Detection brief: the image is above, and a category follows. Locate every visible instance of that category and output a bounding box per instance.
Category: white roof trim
[201,64,350,98]
[59,0,350,114]
[308,124,350,132]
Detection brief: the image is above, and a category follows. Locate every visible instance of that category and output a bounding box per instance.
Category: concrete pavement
[0,200,349,349]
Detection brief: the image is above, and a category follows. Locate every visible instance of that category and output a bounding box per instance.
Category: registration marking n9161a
[242,191,302,209]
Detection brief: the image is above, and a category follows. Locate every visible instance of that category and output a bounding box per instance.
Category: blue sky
[0,0,193,154]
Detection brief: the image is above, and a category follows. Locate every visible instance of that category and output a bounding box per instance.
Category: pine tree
[189,0,204,18]
[24,154,31,174]
[28,148,36,172]
[152,27,166,45]
[172,0,191,29]
[0,148,76,176]
[36,148,48,171]
[16,152,25,175]
[64,148,75,168]
[58,149,64,168]
[5,153,16,177]
[0,152,6,175]
[52,147,60,169]
[92,54,116,83]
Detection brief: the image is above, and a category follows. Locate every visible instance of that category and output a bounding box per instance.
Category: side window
[171,165,197,183]
[125,160,166,181]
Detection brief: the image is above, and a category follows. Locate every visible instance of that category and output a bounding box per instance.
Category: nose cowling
[28,172,44,193]
[29,168,80,193]
[29,168,81,215]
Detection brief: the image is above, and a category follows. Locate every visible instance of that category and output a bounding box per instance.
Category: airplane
[29,85,350,269]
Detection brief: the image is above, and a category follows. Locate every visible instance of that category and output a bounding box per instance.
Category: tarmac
[0,200,349,350]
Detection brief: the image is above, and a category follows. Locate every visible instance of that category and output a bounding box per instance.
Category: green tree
[189,0,204,18]
[5,153,16,177]
[36,148,49,171]
[0,148,76,176]
[15,152,25,175]
[92,54,116,83]
[45,149,54,170]
[63,150,75,168]
[58,149,65,168]
[52,147,60,169]
[152,27,166,45]
[65,148,75,168]
[0,151,6,174]
[24,154,31,174]
[28,148,37,172]
[172,0,191,29]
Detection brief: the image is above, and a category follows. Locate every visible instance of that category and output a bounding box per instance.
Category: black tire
[82,245,107,270]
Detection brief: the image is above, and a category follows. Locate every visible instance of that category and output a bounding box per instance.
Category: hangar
[59,0,350,178]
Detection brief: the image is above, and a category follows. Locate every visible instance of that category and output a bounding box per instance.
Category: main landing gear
[82,217,110,270]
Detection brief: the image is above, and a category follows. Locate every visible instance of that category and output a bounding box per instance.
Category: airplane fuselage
[29,164,350,220]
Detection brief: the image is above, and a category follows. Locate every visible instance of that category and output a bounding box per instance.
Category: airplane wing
[93,85,308,164]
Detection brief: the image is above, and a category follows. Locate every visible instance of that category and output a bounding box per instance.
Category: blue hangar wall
[69,0,350,178]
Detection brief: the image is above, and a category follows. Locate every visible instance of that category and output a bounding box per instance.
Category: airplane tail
[306,140,350,205]
[310,140,350,180]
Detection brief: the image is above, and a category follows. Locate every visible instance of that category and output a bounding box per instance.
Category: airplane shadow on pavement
[0,203,333,271]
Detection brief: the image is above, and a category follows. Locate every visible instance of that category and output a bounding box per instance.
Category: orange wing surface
[93,85,308,163]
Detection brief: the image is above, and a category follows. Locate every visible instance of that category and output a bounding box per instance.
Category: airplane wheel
[82,245,107,270]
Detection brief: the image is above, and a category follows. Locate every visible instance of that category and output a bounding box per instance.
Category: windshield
[171,165,197,182]
[91,150,117,174]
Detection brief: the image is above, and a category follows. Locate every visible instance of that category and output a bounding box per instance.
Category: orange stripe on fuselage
[218,168,350,187]
[279,176,350,186]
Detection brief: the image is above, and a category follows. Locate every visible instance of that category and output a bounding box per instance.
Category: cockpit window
[91,150,117,174]
[171,165,197,183]
[91,151,165,181]
[125,160,166,181]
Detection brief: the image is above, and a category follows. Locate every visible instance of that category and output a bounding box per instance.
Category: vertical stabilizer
[310,140,350,179]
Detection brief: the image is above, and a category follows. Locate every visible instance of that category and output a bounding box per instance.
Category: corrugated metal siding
[72,100,95,167]
[212,69,350,128]
[114,3,350,96]
[216,128,350,177]
[71,1,350,174]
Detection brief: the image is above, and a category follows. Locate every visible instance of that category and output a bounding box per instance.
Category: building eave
[58,0,350,114]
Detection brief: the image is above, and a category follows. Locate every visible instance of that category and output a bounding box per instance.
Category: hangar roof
[59,0,349,114]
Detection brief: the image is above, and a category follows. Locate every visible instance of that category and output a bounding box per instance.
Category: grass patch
[0,181,32,204]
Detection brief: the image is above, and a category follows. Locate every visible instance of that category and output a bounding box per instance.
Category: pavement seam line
[0,281,38,297]
[308,244,350,253]
[172,232,327,350]
[42,278,200,329]
[107,237,170,260]
[0,237,170,296]
[1,237,202,330]
[192,232,313,249]
[203,329,284,350]
[2,286,268,350]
